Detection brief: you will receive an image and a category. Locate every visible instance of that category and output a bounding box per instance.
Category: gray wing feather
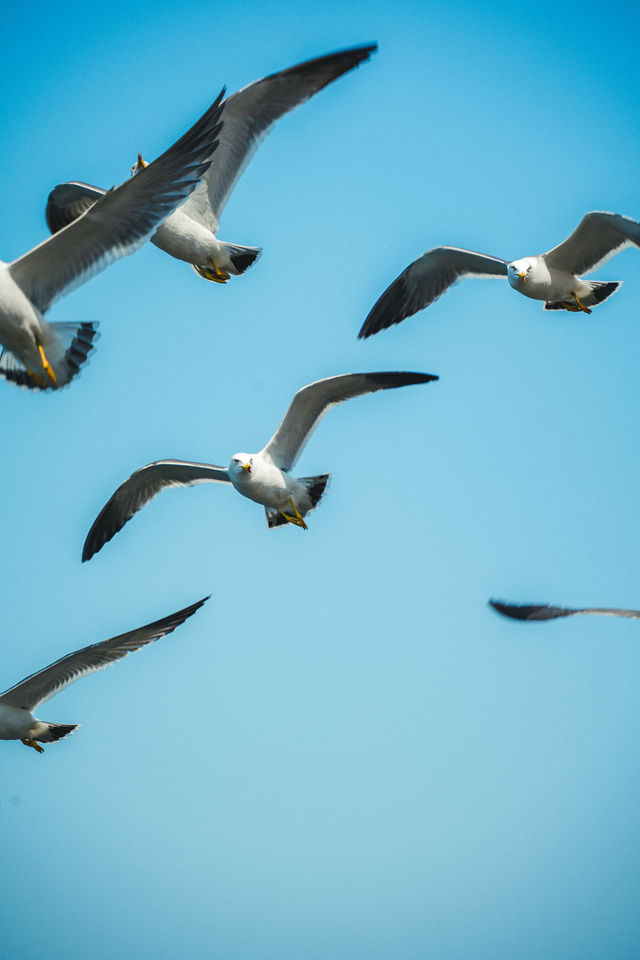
[10,90,225,312]
[262,371,438,473]
[358,247,508,338]
[543,211,640,275]
[183,44,377,231]
[45,182,107,234]
[83,459,230,562]
[0,596,209,711]
[489,599,640,621]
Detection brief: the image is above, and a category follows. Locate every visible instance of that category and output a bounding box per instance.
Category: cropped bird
[82,371,437,560]
[489,599,640,622]
[0,596,208,754]
[0,91,224,390]
[46,44,377,285]
[359,211,640,339]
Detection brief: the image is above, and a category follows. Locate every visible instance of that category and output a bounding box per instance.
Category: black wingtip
[182,595,211,617]
[357,309,379,340]
[82,490,133,563]
[358,275,410,340]
[164,594,210,626]
[378,371,439,386]
[82,525,108,563]
[489,599,573,622]
[138,595,211,641]
[81,539,94,563]
[350,41,378,59]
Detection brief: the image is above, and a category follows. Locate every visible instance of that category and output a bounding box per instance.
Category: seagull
[82,371,437,560]
[46,44,377,286]
[489,599,640,621]
[0,596,208,754]
[358,211,640,339]
[0,91,224,390]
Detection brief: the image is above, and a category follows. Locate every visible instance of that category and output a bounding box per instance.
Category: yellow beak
[242,463,251,472]
[135,153,148,171]
[518,271,526,283]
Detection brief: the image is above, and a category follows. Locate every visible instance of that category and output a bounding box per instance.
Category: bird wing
[45,182,107,234]
[9,90,225,313]
[182,44,377,232]
[543,211,640,276]
[262,371,438,473]
[358,247,508,338]
[83,460,230,562]
[489,599,640,621]
[0,596,209,711]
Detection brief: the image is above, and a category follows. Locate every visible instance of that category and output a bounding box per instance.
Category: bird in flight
[359,211,640,339]
[0,597,208,754]
[1,91,224,389]
[489,599,640,621]
[46,44,377,286]
[82,370,437,561]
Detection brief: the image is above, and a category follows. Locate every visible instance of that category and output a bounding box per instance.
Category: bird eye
[232,458,239,464]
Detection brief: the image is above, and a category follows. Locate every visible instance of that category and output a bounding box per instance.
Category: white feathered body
[0,703,46,740]
[0,262,48,370]
[508,256,594,302]
[229,454,311,510]
[0,264,94,385]
[152,209,234,270]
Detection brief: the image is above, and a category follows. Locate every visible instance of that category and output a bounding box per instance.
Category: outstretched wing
[10,90,224,313]
[543,211,640,276]
[0,596,209,711]
[358,247,508,339]
[83,460,230,562]
[45,182,107,234]
[262,371,438,473]
[183,44,377,232]
[489,599,640,621]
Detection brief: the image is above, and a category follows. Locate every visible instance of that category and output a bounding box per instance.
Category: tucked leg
[572,293,592,315]
[203,260,230,284]
[21,737,44,754]
[280,497,308,530]
[37,344,57,384]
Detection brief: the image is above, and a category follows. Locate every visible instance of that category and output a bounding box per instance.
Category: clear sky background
[2,1,640,957]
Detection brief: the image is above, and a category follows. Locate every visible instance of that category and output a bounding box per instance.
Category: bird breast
[231,458,292,508]
[0,704,34,739]
[151,210,220,263]
[0,265,43,352]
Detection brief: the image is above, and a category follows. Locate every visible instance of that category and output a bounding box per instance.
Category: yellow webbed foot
[573,293,592,315]
[196,260,230,284]
[281,497,308,530]
[21,738,44,754]
[37,344,57,385]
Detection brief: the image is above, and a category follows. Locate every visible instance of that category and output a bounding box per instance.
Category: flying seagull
[358,211,640,338]
[0,596,208,753]
[82,371,437,561]
[489,599,640,622]
[46,44,377,286]
[0,90,224,390]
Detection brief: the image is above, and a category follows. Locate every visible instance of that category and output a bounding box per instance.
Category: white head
[130,153,148,178]
[507,258,534,290]
[228,453,253,480]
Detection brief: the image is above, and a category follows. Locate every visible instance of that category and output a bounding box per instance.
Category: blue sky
[2,1,640,957]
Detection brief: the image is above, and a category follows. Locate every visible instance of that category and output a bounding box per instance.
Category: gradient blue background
[2,1,640,957]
